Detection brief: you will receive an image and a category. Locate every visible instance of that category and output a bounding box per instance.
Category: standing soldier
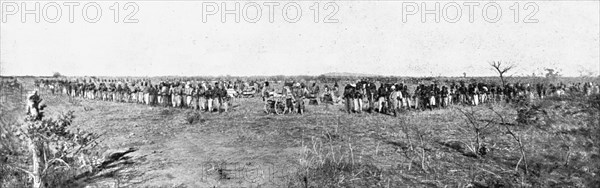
[311,82,321,104]
[504,84,513,103]
[191,83,199,110]
[121,83,128,102]
[174,83,183,108]
[212,82,221,112]
[137,82,145,104]
[169,84,176,107]
[160,83,169,107]
[293,83,308,114]
[332,82,341,104]
[261,81,272,113]
[471,83,480,106]
[99,82,106,101]
[106,81,113,101]
[157,82,163,106]
[366,81,377,113]
[62,80,69,96]
[206,84,215,112]
[71,81,77,98]
[583,82,592,96]
[451,84,459,105]
[226,83,237,106]
[113,84,121,102]
[420,84,429,110]
[389,85,402,116]
[535,83,543,99]
[199,82,208,111]
[343,84,355,114]
[123,84,131,103]
[185,82,194,108]
[221,83,232,112]
[377,83,388,113]
[86,82,93,100]
[448,83,456,105]
[147,84,155,106]
[433,84,441,108]
[489,84,497,102]
[130,83,137,103]
[26,90,45,120]
[426,84,435,110]
[70,81,76,97]
[156,83,162,106]
[441,86,449,108]
[402,85,411,110]
[78,82,85,98]
[496,84,504,102]
[457,83,466,105]
[83,82,89,99]
[413,85,421,110]
[144,83,151,105]
[93,82,100,100]
[354,83,364,113]
[480,83,488,104]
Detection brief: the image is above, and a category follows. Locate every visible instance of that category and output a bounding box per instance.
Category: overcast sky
[1,1,598,77]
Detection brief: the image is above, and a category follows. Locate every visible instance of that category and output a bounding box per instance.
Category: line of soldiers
[341,80,600,116]
[35,78,599,116]
[37,79,241,113]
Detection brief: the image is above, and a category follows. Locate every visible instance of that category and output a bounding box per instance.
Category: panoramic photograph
[1,0,599,187]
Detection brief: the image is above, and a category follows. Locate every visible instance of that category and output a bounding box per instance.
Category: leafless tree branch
[490,61,516,85]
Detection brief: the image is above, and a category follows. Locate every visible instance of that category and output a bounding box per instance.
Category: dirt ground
[41,93,509,187]
[5,79,598,187]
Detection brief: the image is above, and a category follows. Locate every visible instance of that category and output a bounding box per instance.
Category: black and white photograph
[1,0,599,187]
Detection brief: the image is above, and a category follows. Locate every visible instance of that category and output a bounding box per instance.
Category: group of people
[260,81,323,114]
[34,78,599,116]
[338,80,600,116]
[35,79,244,113]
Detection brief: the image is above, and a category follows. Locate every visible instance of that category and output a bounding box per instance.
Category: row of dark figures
[342,91,554,116]
[37,86,233,113]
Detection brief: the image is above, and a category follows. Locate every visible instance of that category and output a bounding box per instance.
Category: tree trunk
[28,138,45,188]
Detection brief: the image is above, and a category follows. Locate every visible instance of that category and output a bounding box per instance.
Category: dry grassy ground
[3,79,598,188]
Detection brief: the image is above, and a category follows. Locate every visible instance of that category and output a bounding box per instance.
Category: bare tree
[456,107,494,157]
[490,61,515,86]
[489,107,528,174]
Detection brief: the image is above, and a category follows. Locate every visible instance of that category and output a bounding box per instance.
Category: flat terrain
[3,80,598,187]
[41,93,518,187]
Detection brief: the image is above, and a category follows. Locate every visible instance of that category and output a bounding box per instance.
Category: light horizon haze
[1,1,599,77]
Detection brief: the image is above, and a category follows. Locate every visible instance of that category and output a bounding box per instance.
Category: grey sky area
[1,1,598,77]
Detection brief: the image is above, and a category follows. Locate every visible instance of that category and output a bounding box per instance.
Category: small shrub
[185,112,204,124]
[160,109,173,116]
[289,138,385,188]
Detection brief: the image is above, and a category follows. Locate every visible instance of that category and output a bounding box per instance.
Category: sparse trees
[542,68,562,84]
[544,68,560,78]
[490,61,515,86]
[52,72,62,78]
